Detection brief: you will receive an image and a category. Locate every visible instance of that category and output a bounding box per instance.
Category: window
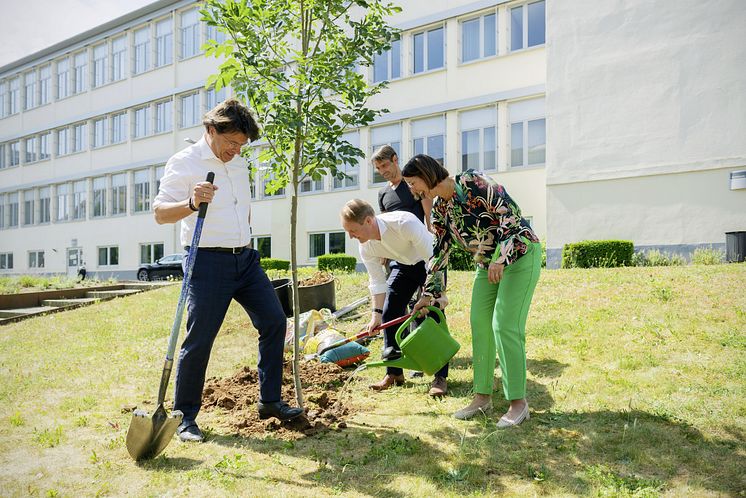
[370,124,401,184]
[73,180,87,220]
[72,123,87,152]
[511,1,545,52]
[133,169,151,212]
[0,81,7,117]
[206,24,226,44]
[155,18,173,67]
[333,131,360,189]
[460,107,497,172]
[251,236,271,258]
[155,99,173,133]
[180,8,200,59]
[57,57,70,98]
[0,253,13,270]
[140,242,164,264]
[0,144,5,169]
[413,26,444,74]
[134,26,151,74]
[111,112,127,143]
[25,136,38,163]
[23,190,35,225]
[509,98,545,167]
[39,133,51,160]
[309,232,345,259]
[462,12,496,62]
[111,36,127,81]
[262,171,285,197]
[111,173,127,215]
[8,193,19,227]
[93,118,108,148]
[92,176,107,217]
[155,165,165,194]
[134,106,150,138]
[9,141,20,166]
[39,187,50,223]
[73,51,87,93]
[24,71,37,110]
[9,78,20,114]
[411,115,445,165]
[0,194,5,228]
[56,183,70,221]
[57,128,69,156]
[28,251,45,269]
[373,39,400,83]
[39,65,51,105]
[98,246,119,266]
[206,87,226,110]
[300,175,324,193]
[180,92,200,128]
[93,44,107,87]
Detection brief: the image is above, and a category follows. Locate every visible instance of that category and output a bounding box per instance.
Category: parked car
[137,253,184,281]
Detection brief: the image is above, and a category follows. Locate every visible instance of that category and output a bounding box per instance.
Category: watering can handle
[395,305,448,344]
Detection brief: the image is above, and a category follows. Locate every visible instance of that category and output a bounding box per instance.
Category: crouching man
[340,199,449,396]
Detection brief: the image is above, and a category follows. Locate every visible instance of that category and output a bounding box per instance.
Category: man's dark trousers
[383,261,449,378]
[173,248,286,422]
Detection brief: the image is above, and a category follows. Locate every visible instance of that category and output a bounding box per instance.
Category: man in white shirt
[154,99,302,442]
[340,199,449,396]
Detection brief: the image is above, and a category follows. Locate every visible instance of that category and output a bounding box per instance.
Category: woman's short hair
[401,154,450,189]
[371,144,398,164]
[203,98,262,142]
[340,199,375,224]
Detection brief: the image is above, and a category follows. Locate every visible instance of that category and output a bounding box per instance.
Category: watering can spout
[364,357,423,372]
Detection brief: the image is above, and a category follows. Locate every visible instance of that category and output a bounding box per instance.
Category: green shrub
[562,240,634,268]
[317,254,357,273]
[448,244,475,271]
[260,258,290,271]
[691,247,725,265]
[632,249,685,267]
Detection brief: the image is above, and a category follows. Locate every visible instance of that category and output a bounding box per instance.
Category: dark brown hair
[203,98,261,142]
[340,199,375,224]
[371,144,398,164]
[401,154,450,189]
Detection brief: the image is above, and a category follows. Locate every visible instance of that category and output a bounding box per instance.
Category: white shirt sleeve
[360,242,388,295]
[153,156,191,207]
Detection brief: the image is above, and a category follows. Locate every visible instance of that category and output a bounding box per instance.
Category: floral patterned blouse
[424,170,540,296]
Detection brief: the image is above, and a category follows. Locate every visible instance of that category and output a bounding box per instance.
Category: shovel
[305,313,412,360]
[126,172,214,462]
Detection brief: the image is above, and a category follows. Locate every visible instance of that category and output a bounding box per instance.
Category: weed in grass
[105,435,124,450]
[584,464,664,497]
[439,466,469,483]
[652,286,673,302]
[527,462,549,482]
[94,483,110,497]
[691,248,725,265]
[89,450,100,464]
[214,453,248,475]
[75,416,88,427]
[34,426,63,448]
[9,412,24,426]
[45,490,59,498]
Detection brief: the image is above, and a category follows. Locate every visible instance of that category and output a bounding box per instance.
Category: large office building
[0,0,548,278]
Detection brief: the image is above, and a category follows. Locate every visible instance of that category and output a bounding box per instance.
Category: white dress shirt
[154,136,253,248]
[359,211,434,295]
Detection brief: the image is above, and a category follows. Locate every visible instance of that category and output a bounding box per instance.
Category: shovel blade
[126,404,183,461]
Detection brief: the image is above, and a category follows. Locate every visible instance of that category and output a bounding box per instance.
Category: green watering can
[366,306,460,375]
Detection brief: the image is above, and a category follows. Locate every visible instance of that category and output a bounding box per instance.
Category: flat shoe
[177,421,204,442]
[497,404,530,428]
[453,401,493,420]
[369,374,405,391]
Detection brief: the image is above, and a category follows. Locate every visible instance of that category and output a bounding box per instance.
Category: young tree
[201,0,400,407]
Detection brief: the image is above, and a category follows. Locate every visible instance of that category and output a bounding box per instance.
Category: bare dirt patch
[202,361,352,439]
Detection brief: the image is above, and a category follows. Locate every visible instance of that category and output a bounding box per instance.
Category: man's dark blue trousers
[173,247,286,422]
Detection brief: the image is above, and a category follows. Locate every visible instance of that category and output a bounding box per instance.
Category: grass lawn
[0,264,744,497]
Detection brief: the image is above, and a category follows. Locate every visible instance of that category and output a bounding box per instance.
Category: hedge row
[561,240,634,268]
[317,254,357,272]
[260,258,290,271]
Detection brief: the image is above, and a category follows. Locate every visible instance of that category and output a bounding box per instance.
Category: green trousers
[470,242,541,399]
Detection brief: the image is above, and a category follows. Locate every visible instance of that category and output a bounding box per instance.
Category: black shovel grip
[197,172,215,219]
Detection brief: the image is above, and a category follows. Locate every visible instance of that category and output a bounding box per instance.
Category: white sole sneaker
[496,404,530,428]
[453,401,493,420]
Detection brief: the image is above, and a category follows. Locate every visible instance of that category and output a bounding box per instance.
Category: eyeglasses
[225,137,250,150]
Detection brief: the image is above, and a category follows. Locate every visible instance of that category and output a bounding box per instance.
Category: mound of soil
[299,271,334,287]
[202,360,352,439]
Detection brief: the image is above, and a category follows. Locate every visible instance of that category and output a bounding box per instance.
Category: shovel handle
[317,313,412,356]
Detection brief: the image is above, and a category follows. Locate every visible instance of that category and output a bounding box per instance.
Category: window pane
[413,137,424,156]
[256,237,271,258]
[373,51,388,83]
[461,129,479,172]
[413,33,424,73]
[484,14,497,57]
[427,28,444,70]
[309,234,325,258]
[462,19,480,62]
[98,247,107,265]
[527,118,546,164]
[511,122,524,166]
[427,134,445,165]
[528,1,546,47]
[329,233,345,254]
[483,126,496,170]
[110,247,119,265]
[391,39,400,78]
[511,7,523,51]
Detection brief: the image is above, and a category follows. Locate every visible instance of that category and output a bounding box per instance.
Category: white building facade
[545,0,746,267]
[0,0,548,278]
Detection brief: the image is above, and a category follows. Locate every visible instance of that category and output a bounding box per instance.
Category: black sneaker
[258,401,304,421]
[177,421,203,442]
